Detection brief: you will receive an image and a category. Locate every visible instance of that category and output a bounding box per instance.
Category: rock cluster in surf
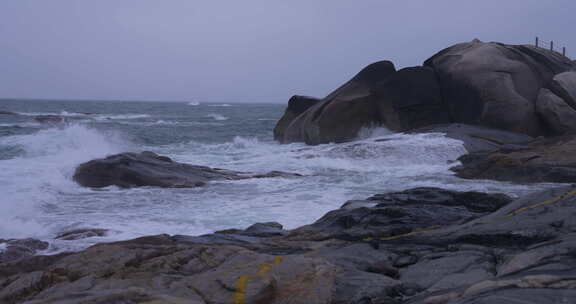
[275,40,576,144]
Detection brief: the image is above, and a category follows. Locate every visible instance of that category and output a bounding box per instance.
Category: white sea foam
[188,101,200,106]
[207,104,232,107]
[93,114,151,121]
[0,124,130,239]
[16,111,90,117]
[15,111,151,121]
[205,113,229,121]
[0,123,556,253]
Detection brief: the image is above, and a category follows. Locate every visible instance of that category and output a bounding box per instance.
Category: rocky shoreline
[3,39,576,303]
[2,186,576,303]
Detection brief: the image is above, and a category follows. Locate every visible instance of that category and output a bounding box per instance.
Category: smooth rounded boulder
[282,61,396,145]
[424,40,576,136]
[536,71,576,135]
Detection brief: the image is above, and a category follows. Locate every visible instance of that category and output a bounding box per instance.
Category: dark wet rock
[248,170,303,179]
[0,110,18,115]
[453,134,576,183]
[374,66,449,131]
[55,229,108,241]
[411,123,533,153]
[283,61,396,144]
[33,115,66,124]
[424,40,575,137]
[291,187,512,241]
[243,222,286,237]
[6,186,576,303]
[174,222,287,246]
[73,151,301,188]
[273,95,320,142]
[0,238,49,263]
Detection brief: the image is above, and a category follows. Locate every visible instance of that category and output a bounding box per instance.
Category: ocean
[0,99,555,254]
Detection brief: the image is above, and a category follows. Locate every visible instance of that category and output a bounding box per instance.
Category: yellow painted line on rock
[506,189,576,217]
[234,256,284,304]
[234,275,250,304]
[256,256,284,275]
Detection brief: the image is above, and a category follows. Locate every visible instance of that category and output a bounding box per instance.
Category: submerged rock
[4,186,576,303]
[0,110,18,115]
[73,151,301,188]
[0,238,49,263]
[33,115,66,125]
[55,229,108,241]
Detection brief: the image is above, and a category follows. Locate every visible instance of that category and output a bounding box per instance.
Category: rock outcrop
[276,40,576,145]
[4,186,576,303]
[411,123,534,153]
[453,135,576,183]
[73,151,301,188]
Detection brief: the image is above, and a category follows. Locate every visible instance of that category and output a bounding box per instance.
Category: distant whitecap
[205,113,229,121]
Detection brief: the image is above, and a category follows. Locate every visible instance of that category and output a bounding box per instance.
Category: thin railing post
[563,47,566,57]
[535,37,539,48]
[551,41,554,51]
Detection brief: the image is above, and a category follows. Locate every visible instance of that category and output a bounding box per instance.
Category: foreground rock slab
[73,151,301,188]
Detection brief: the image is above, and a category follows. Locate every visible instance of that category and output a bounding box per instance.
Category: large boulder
[424,40,576,136]
[73,151,300,188]
[273,95,320,142]
[283,61,396,144]
[536,71,576,135]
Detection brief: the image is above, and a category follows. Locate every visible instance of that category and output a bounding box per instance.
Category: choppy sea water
[0,99,559,253]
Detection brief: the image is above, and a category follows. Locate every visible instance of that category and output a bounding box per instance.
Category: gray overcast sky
[0,1,574,103]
